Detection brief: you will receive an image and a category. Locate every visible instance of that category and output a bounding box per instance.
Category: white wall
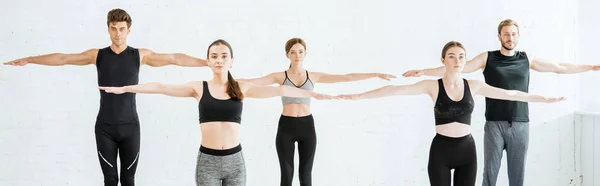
[0,0,582,185]
[576,113,600,186]
[577,0,600,112]
[577,0,600,184]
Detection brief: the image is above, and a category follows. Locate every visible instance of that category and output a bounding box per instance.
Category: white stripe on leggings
[98,151,113,168]
[127,152,140,170]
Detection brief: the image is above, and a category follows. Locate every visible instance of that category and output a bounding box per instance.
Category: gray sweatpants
[482,121,529,186]
[195,146,246,186]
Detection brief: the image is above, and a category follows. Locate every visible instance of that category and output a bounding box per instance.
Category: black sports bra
[198,81,243,124]
[434,79,474,125]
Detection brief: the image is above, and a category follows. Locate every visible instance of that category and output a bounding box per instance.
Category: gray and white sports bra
[281,70,314,105]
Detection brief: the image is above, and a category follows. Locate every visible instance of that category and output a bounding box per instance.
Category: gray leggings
[482,121,529,186]
[195,145,246,186]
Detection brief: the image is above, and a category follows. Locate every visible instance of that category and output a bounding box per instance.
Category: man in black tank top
[403,19,599,186]
[4,9,209,186]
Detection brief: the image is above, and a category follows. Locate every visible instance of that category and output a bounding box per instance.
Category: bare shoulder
[469,51,488,62]
[270,71,286,84]
[81,49,99,58]
[308,71,325,77]
[413,79,438,99]
[466,79,485,92]
[308,71,331,83]
[83,48,99,54]
[138,48,156,58]
[82,49,100,64]
[186,81,202,87]
[417,79,438,87]
[473,51,488,65]
[308,71,324,75]
[186,81,203,99]
[475,51,488,58]
[138,48,154,54]
[422,79,439,91]
[466,79,483,86]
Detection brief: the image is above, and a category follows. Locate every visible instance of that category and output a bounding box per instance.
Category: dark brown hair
[284,38,307,68]
[441,41,466,58]
[285,38,307,54]
[206,39,244,101]
[107,8,132,28]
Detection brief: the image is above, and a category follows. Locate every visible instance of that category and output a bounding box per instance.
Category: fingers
[402,70,420,77]
[98,86,122,94]
[547,96,567,102]
[4,61,17,65]
[4,60,27,66]
[554,97,566,102]
[402,71,413,77]
[381,74,398,80]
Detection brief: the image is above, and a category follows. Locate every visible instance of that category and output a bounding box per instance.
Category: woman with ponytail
[98,39,335,186]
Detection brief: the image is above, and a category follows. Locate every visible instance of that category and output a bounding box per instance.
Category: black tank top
[96,46,140,124]
[198,81,243,124]
[483,50,530,122]
[434,79,474,125]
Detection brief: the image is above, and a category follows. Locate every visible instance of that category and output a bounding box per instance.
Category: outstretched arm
[99,82,199,99]
[311,72,396,83]
[530,57,600,74]
[469,80,565,103]
[237,72,281,86]
[402,52,488,77]
[140,49,208,67]
[337,80,434,100]
[241,82,334,100]
[4,49,98,66]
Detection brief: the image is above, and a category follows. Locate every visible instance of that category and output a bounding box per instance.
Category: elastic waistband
[95,121,140,126]
[200,144,242,156]
[280,114,313,119]
[486,120,529,124]
[434,133,473,142]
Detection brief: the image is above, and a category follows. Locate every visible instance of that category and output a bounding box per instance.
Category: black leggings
[276,115,317,186]
[428,133,477,186]
[95,122,141,186]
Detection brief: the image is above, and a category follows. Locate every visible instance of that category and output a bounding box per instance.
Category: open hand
[545,96,567,103]
[98,86,127,94]
[4,58,29,66]
[377,73,397,81]
[402,70,424,77]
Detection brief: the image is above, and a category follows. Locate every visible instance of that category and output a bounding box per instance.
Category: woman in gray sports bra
[239,37,396,186]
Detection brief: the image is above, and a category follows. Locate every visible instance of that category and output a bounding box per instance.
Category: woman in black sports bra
[337,41,565,186]
[99,39,335,186]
